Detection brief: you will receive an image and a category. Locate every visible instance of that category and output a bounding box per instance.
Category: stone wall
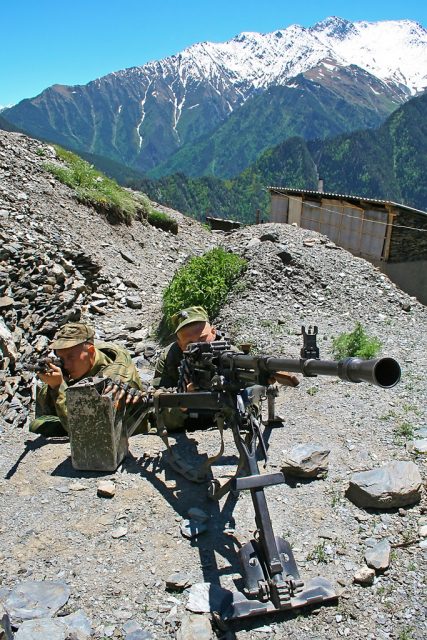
[388,210,427,263]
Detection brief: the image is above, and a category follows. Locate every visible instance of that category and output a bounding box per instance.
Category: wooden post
[382,205,396,261]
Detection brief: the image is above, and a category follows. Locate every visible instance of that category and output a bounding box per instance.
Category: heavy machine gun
[146,326,401,620]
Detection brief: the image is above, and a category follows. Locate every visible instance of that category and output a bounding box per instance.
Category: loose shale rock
[281,443,330,478]
[346,461,423,508]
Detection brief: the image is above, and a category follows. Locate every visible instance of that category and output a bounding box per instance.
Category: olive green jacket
[152,341,184,389]
[35,342,144,433]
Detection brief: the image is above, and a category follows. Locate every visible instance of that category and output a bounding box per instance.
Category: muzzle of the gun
[301,357,401,388]
[337,357,401,388]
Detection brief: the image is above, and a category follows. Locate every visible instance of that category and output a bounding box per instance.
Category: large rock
[353,566,375,585]
[61,609,92,638]
[346,461,423,508]
[177,613,212,640]
[13,609,91,640]
[3,581,71,624]
[125,296,142,309]
[186,583,231,614]
[281,444,330,478]
[14,617,68,639]
[411,439,427,454]
[365,540,391,570]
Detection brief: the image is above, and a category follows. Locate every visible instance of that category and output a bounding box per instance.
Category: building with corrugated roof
[268,187,427,304]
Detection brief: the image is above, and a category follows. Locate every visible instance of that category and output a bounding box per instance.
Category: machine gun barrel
[219,353,401,389]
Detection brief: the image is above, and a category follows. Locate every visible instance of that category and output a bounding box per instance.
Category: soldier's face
[176,322,216,352]
[56,342,96,380]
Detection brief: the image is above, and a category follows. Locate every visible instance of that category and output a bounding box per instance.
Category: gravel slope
[0,131,426,640]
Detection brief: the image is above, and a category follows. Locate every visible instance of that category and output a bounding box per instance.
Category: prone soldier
[152,306,299,431]
[29,322,148,438]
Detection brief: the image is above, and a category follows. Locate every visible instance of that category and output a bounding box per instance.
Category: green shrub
[332,322,382,359]
[44,146,150,224]
[307,541,328,564]
[394,421,414,440]
[162,247,246,331]
[147,210,178,234]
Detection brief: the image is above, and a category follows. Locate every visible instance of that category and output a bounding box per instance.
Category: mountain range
[2,16,427,180]
[134,91,427,222]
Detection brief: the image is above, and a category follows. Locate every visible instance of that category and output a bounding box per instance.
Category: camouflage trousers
[29,410,149,438]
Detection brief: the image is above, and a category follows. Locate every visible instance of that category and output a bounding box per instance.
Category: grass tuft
[332,322,382,359]
[147,210,178,234]
[45,146,157,225]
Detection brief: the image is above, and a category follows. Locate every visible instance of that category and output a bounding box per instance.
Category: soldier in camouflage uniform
[153,307,217,388]
[30,322,147,437]
[153,306,300,432]
[153,306,232,431]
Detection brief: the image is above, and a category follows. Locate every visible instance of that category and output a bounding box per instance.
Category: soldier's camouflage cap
[50,322,95,349]
[172,306,209,334]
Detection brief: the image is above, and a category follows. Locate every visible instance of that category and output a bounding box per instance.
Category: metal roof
[268,187,427,218]
[206,215,241,226]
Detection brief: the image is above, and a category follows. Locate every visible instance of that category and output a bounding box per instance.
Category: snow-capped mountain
[140,16,426,96]
[3,17,427,176]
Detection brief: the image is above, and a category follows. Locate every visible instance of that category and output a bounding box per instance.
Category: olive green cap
[172,306,209,334]
[50,322,95,349]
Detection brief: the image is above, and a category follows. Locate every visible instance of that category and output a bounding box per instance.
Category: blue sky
[1,0,426,107]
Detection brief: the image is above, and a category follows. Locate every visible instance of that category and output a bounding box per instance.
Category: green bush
[45,146,150,224]
[332,322,382,359]
[147,210,178,234]
[162,247,246,330]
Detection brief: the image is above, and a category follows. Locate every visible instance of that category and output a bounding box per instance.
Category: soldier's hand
[103,380,147,406]
[124,387,148,405]
[38,363,64,390]
[269,371,300,387]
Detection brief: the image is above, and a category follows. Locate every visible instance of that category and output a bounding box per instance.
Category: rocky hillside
[0,129,216,430]
[0,130,426,640]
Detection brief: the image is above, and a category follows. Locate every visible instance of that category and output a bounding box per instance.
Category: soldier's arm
[101,362,143,389]
[152,354,165,388]
[152,344,178,389]
[270,371,300,387]
[36,381,70,433]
